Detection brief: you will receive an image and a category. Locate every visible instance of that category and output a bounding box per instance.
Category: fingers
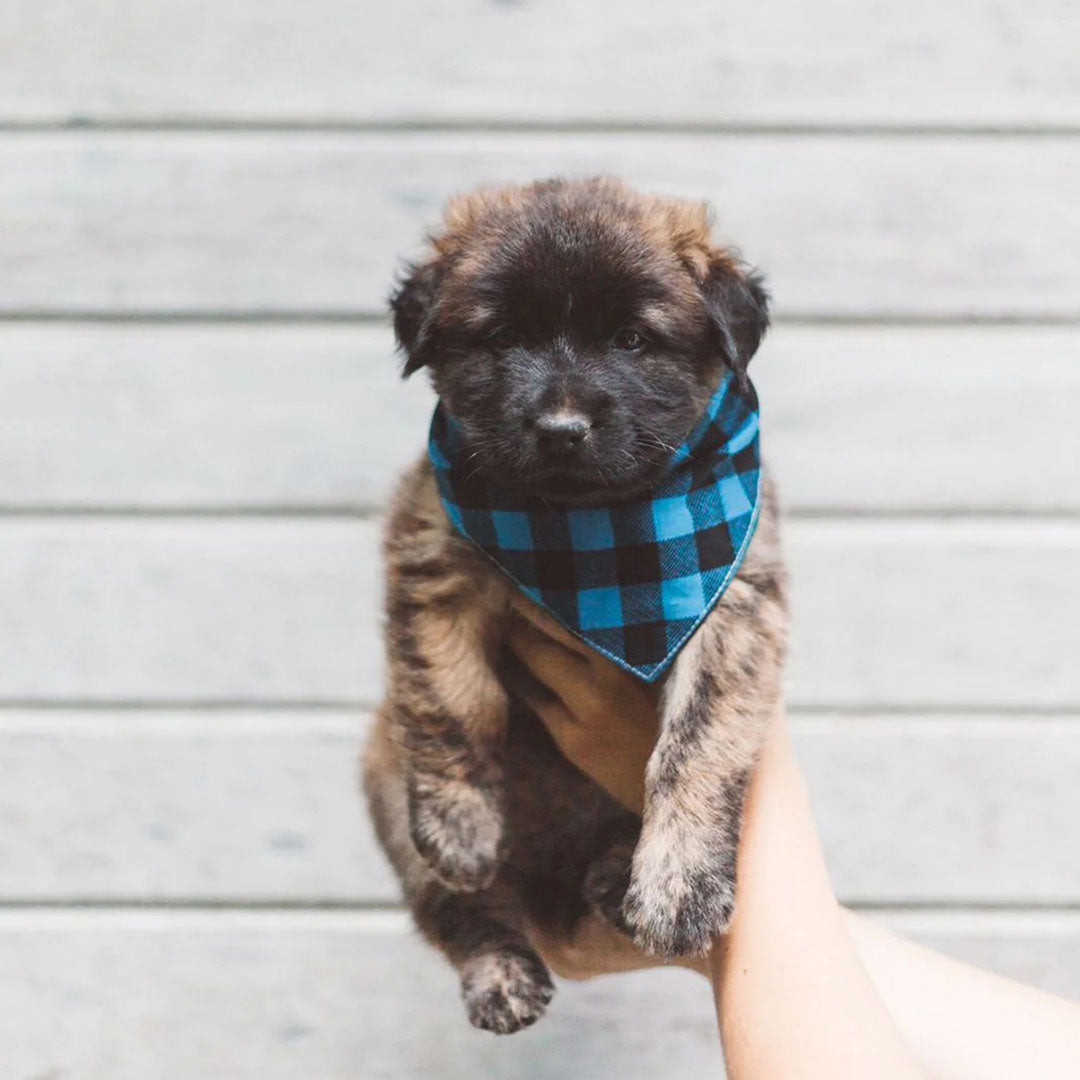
[506,620,589,691]
[508,621,613,734]
[515,689,578,742]
[513,608,655,701]
[527,912,670,981]
[512,606,596,658]
[507,621,594,750]
[508,617,661,733]
[517,689,605,780]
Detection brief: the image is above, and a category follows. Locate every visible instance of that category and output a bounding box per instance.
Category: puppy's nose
[534,409,592,454]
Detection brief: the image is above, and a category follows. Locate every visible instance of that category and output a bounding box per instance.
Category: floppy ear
[389,260,441,378]
[700,255,770,390]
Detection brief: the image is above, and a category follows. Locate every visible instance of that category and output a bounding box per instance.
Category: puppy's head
[391,177,769,502]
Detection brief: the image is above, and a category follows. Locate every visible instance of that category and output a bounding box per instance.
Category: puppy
[364,177,788,1033]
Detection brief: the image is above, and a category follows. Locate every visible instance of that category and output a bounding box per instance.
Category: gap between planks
[3,312,1080,327]
[1,903,1079,921]
[2,120,1080,138]
[0,702,1078,718]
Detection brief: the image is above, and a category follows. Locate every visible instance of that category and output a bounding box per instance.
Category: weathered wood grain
[796,717,1080,904]
[0,519,1076,707]
[0,909,719,1080]
[1,711,1077,905]
[2,133,1078,317]
[754,325,1080,513]
[3,323,1079,513]
[0,711,395,903]
[1,2,1076,1069]
[0,324,414,510]
[1,0,1077,128]
[788,519,1080,709]
[0,909,1076,1080]
[0,519,383,703]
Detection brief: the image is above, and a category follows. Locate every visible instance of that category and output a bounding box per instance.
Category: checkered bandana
[428,373,762,681]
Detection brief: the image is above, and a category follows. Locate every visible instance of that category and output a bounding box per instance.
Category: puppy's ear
[700,255,770,390]
[389,260,441,378]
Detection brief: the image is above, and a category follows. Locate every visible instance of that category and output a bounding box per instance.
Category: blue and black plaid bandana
[428,373,762,681]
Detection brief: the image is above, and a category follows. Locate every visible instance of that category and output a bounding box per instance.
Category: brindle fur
[363,178,789,1033]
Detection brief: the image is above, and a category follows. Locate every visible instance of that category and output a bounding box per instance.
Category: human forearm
[509,624,1079,1078]
[846,912,1080,1080]
[710,717,925,1080]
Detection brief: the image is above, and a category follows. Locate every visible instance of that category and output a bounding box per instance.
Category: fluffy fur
[364,177,789,1034]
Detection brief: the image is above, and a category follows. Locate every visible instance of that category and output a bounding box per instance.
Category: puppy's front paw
[409,780,504,892]
[622,847,736,958]
[460,947,555,1035]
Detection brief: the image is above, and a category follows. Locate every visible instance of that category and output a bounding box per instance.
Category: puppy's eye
[613,327,647,352]
[490,327,522,350]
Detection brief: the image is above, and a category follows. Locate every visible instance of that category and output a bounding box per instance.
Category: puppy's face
[392,177,769,502]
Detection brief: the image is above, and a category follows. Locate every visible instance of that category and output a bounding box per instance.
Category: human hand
[507,614,711,977]
[506,615,662,815]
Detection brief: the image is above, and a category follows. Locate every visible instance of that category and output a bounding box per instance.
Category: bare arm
[714,713,923,1079]
[845,913,1080,1080]
[510,621,923,1079]
[509,620,1080,1080]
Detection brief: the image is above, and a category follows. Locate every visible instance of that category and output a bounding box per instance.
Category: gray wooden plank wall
[0,4,1078,1078]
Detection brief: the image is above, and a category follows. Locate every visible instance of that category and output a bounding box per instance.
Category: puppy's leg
[364,727,553,1034]
[623,577,786,958]
[416,882,555,1034]
[385,535,510,892]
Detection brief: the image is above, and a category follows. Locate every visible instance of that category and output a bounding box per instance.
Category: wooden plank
[0,910,721,1080]
[0,711,397,903]
[2,0,1077,128]
[3,323,1079,514]
[0,909,1076,1080]
[0,324,415,510]
[786,519,1080,709]
[796,717,1080,904]
[2,132,1079,318]
[0,518,1077,708]
[0,519,383,703]
[754,325,1080,514]
[1,712,1077,906]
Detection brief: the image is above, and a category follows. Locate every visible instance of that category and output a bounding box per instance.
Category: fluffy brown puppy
[364,177,788,1034]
